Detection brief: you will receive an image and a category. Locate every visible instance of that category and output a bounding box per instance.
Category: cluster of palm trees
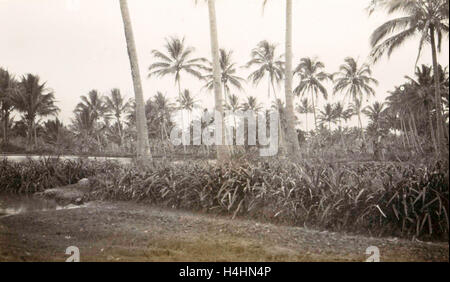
[146,34,379,140]
[119,0,448,161]
[2,0,448,161]
[0,70,59,150]
[70,89,133,153]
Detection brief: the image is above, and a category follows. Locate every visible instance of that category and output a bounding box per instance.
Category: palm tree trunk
[401,118,411,148]
[283,0,300,158]
[311,93,317,130]
[410,113,423,153]
[429,25,446,157]
[207,0,229,162]
[305,113,308,132]
[119,0,151,160]
[428,104,438,153]
[357,111,365,142]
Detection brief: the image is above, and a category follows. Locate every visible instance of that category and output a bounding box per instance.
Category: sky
[0,0,449,130]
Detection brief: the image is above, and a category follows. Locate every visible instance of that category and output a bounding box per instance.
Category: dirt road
[0,201,448,262]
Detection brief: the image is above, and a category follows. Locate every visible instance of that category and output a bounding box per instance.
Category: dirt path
[0,201,448,262]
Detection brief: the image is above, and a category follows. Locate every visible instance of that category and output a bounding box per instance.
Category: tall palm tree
[11,74,59,150]
[104,88,132,147]
[195,0,229,162]
[294,57,331,129]
[246,40,285,99]
[369,0,449,155]
[119,0,151,159]
[262,0,300,157]
[296,98,314,132]
[333,57,378,141]
[0,68,17,145]
[203,49,245,105]
[148,36,206,96]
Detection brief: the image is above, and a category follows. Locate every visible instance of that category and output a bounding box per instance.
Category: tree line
[1,0,448,161]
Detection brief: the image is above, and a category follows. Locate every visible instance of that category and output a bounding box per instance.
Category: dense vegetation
[1,0,449,243]
[0,158,448,241]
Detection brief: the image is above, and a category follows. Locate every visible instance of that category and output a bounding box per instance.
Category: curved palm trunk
[429,25,447,157]
[207,0,229,162]
[283,0,300,158]
[119,0,151,160]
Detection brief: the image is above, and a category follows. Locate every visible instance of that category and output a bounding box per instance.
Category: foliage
[83,159,449,241]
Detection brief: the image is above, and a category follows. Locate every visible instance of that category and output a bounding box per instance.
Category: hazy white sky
[1,0,448,129]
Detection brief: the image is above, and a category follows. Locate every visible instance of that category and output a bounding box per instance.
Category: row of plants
[1,158,448,241]
[0,158,121,194]
[85,159,448,241]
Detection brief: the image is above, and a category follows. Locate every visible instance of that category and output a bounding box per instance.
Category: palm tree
[241,96,263,113]
[10,74,59,150]
[119,0,151,160]
[153,92,175,142]
[104,88,132,147]
[42,118,72,151]
[148,36,206,96]
[368,0,449,155]
[177,89,198,153]
[333,57,378,141]
[203,49,245,104]
[294,57,331,129]
[363,102,387,130]
[349,98,365,139]
[318,103,336,132]
[363,101,388,160]
[224,94,241,137]
[70,107,97,153]
[241,96,263,150]
[262,0,300,157]
[271,98,287,132]
[296,98,314,132]
[246,40,285,99]
[75,90,107,122]
[75,90,108,149]
[0,68,17,145]
[195,0,229,162]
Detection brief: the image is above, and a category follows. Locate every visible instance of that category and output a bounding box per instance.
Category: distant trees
[10,74,59,150]
[294,57,331,129]
[369,0,449,157]
[0,68,17,145]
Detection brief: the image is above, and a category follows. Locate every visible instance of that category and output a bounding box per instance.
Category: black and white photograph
[0,0,449,266]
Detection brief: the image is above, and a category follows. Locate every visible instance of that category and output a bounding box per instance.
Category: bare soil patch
[0,201,448,262]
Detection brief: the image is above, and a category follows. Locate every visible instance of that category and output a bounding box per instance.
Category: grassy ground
[0,201,447,262]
